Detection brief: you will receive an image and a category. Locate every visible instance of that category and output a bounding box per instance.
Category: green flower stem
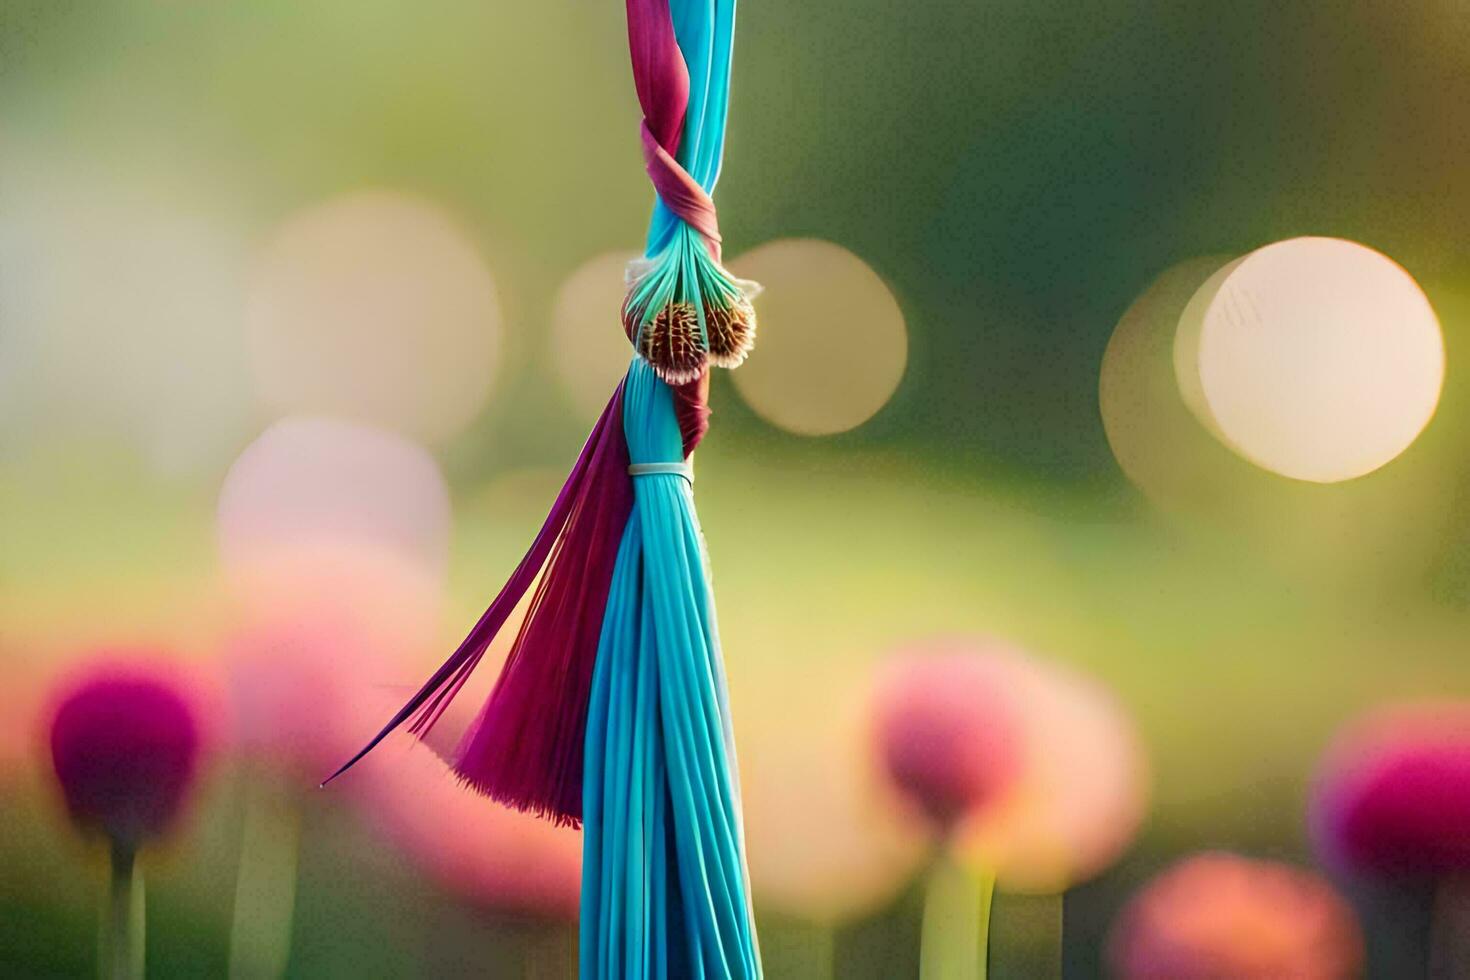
[920,848,996,980]
[1429,875,1470,977]
[228,777,302,980]
[105,838,144,980]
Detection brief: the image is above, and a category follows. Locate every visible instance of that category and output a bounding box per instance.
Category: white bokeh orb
[728,239,908,436]
[550,251,638,421]
[1174,238,1443,483]
[246,190,502,445]
[217,416,452,578]
[0,164,254,473]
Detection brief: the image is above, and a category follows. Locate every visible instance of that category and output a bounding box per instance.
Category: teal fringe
[581,359,762,978]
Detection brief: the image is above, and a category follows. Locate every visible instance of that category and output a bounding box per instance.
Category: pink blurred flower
[952,642,1148,893]
[1108,852,1363,980]
[46,655,205,846]
[221,544,444,789]
[1,653,50,780]
[871,637,1147,894]
[872,644,1023,831]
[350,738,582,919]
[1311,701,1470,879]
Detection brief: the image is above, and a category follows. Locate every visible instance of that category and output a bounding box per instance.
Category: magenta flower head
[46,656,205,847]
[1108,852,1364,980]
[871,643,1023,832]
[1310,701,1470,879]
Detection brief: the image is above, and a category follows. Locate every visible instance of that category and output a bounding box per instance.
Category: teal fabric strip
[646,1,735,256]
[582,359,761,978]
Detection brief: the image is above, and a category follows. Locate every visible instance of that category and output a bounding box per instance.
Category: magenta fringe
[448,393,634,825]
[324,386,632,826]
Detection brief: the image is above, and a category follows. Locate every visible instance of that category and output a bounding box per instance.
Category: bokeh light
[728,239,907,436]
[1099,256,1461,591]
[742,662,927,924]
[1107,852,1363,980]
[246,190,502,445]
[1174,238,1443,483]
[1100,256,1242,513]
[948,640,1148,894]
[217,416,452,579]
[551,251,639,421]
[0,159,254,474]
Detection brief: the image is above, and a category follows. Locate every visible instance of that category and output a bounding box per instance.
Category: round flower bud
[871,650,1022,832]
[1311,701,1470,879]
[47,658,204,847]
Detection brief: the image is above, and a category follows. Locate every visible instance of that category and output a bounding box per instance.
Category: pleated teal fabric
[581,359,760,979]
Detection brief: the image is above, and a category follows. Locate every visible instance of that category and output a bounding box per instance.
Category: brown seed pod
[631,301,707,385]
[704,299,756,369]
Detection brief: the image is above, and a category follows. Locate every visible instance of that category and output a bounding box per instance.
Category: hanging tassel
[327,0,763,972]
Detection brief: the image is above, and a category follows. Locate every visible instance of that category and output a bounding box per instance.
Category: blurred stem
[105,839,143,980]
[1429,876,1470,979]
[920,847,995,980]
[809,924,836,980]
[228,777,302,980]
[522,922,577,980]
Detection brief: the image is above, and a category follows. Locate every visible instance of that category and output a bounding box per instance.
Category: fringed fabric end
[323,385,633,820]
[449,766,585,830]
[444,382,634,825]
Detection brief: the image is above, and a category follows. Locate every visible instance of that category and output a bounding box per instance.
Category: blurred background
[3,1,1469,977]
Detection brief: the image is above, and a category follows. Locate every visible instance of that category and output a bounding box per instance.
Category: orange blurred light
[246,190,502,445]
[728,239,907,436]
[551,251,640,422]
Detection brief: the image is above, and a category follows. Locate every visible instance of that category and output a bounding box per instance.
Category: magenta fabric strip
[641,121,721,253]
[323,388,633,824]
[672,370,711,457]
[447,390,634,824]
[627,0,723,253]
[626,0,688,153]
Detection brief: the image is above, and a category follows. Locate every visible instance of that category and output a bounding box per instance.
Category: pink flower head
[221,544,444,789]
[871,644,1023,831]
[349,739,581,919]
[1108,852,1363,980]
[952,644,1148,892]
[1310,701,1470,879]
[46,656,204,846]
